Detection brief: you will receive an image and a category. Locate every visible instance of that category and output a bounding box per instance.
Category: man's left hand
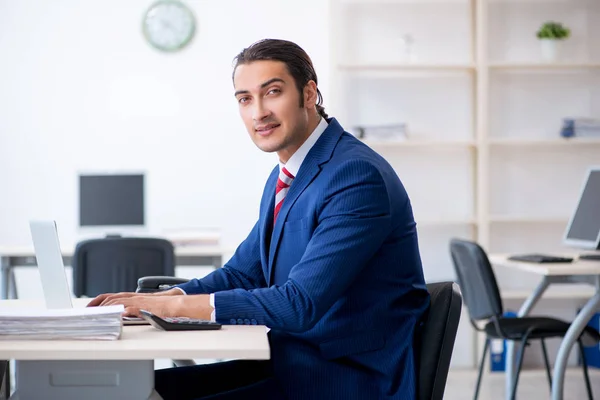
[101,294,213,319]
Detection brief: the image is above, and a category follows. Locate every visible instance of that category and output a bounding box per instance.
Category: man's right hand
[86,292,140,307]
[87,288,184,307]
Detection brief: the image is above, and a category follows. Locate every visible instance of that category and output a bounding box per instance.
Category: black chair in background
[136,275,190,294]
[449,238,599,400]
[417,281,462,400]
[0,361,9,400]
[72,237,175,297]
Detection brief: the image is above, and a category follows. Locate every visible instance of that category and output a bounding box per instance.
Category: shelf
[501,287,595,300]
[489,215,568,223]
[339,0,469,4]
[338,63,475,72]
[340,63,600,71]
[488,0,595,5]
[365,138,600,147]
[489,62,600,70]
[489,138,600,146]
[362,139,476,148]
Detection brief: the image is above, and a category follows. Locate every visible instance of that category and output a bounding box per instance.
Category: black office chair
[417,282,462,400]
[449,238,600,400]
[136,276,190,293]
[0,360,9,400]
[72,237,176,297]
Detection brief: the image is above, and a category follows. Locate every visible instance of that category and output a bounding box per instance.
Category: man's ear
[303,81,318,109]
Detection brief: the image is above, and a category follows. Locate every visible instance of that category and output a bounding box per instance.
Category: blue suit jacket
[178,118,430,399]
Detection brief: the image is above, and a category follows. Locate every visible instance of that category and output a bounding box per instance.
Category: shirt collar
[279,117,328,177]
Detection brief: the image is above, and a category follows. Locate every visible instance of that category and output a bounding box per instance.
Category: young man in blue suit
[89,39,430,399]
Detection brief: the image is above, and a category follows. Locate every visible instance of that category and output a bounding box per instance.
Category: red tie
[274,167,294,223]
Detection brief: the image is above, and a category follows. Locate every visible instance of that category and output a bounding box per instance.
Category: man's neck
[306,113,322,137]
[278,113,322,164]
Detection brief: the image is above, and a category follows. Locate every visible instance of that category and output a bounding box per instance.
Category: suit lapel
[267,161,320,284]
[266,118,345,285]
[260,168,279,279]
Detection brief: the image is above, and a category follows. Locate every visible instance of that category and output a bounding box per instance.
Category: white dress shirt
[179,117,328,322]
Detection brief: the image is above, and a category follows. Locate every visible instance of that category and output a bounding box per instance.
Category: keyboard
[507,254,574,264]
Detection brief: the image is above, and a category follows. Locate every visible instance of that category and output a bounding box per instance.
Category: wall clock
[143,0,196,52]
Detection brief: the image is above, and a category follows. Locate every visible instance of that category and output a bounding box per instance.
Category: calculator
[139,310,222,331]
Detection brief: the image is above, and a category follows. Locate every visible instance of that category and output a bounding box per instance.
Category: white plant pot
[540,39,561,62]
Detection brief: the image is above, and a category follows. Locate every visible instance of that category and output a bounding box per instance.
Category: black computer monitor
[79,173,145,227]
[563,167,600,251]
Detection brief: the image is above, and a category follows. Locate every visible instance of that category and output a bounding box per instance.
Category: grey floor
[445,368,600,400]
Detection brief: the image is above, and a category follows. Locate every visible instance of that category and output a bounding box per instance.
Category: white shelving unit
[329,0,600,368]
[489,137,600,146]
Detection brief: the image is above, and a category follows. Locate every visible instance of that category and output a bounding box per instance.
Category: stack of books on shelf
[349,123,408,141]
[561,118,600,138]
[0,305,124,340]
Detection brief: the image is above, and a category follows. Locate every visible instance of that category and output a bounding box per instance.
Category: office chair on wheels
[450,238,600,400]
[72,236,176,297]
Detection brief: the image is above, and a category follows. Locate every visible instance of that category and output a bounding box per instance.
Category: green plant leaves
[537,21,571,40]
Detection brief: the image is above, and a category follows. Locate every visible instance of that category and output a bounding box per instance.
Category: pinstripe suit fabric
[177,118,430,399]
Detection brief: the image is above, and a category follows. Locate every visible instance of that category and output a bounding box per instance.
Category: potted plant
[536,21,571,62]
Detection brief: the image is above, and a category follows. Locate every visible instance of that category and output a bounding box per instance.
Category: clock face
[143,1,196,52]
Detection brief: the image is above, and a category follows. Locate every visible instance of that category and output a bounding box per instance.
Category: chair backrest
[449,238,503,322]
[72,237,175,297]
[417,281,462,400]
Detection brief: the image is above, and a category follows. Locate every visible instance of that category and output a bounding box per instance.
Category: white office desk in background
[490,254,600,400]
[0,245,235,300]
[0,298,269,400]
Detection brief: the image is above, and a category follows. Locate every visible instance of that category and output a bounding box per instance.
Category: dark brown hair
[232,39,328,119]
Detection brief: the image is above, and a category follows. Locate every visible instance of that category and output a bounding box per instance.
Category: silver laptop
[29,220,148,324]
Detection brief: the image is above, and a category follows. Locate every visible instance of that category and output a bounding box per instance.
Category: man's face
[233,60,313,163]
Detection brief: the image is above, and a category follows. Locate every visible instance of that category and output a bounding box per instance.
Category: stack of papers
[0,305,124,340]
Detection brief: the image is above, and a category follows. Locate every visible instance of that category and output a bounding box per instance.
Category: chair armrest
[136,276,190,293]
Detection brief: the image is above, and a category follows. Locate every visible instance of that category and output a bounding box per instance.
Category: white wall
[0,0,331,249]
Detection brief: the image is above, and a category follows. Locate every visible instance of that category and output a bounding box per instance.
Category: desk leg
[505,277,550,400]
[8,271,16,300]
[551,289,600,400]
[0,258,9,301]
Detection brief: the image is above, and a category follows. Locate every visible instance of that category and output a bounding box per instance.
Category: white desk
[490,254,600,400]
[0,245,233,300]
[0,299,270,400]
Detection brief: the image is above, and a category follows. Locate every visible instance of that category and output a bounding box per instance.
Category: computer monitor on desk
[78,173,145,236]
[563,166,600,260]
